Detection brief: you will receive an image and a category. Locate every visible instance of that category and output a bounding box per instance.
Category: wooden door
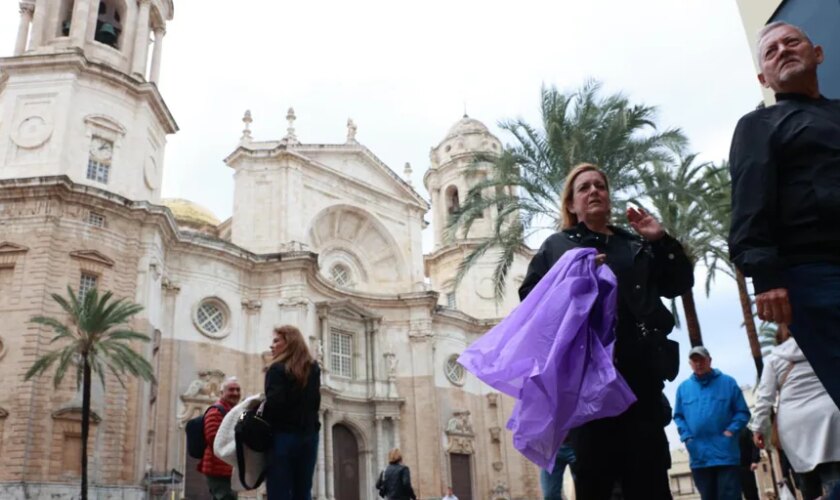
[450,453,473,500]
[333,424,360,500]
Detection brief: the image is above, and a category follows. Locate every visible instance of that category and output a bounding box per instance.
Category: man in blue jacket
[674,346,751,500]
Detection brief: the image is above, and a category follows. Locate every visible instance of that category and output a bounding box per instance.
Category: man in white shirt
[442,486,459,500]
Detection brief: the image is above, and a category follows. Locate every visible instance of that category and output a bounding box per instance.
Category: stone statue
[346,118,357,143]
[446,410,474,435]
[383,352,397,378]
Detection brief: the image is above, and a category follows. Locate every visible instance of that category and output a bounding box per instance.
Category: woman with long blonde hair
[262,325,321,500]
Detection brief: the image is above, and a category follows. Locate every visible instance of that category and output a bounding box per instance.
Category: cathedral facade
[0,1,537,499]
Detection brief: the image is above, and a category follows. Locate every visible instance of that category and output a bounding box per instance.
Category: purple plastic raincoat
[458,247,636,471]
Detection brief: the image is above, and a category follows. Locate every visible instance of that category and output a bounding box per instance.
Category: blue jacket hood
[691,368,721,385]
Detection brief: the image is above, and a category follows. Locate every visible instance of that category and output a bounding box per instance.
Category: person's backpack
[185,404,226,459]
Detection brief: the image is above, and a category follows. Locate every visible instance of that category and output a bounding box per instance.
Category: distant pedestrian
[540,443,575,500]
[198,376,242,500]
[375,448,417,500]
[441,486,458,500]
[674,346,750,500]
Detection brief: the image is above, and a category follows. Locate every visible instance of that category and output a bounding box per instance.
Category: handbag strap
[235,428,267,490]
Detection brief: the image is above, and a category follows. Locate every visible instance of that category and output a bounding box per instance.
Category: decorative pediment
[316,299,381,321]
[51,407,102,424]
[83,114,127,136]
[69,250,115,274]
[0,242,28,269]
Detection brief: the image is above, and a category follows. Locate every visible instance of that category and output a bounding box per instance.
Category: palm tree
[635,152,716,347]
[25,287,155,500]
[448,80,687,298]
[702,163,764,377]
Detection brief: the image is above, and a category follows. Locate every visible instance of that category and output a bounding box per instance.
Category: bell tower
[0,0,177,202]
[423,115,530,319]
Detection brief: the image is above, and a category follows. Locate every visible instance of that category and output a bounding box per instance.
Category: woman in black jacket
[519,163,693,500]
[376,448,417,500]
[263,325,321,500]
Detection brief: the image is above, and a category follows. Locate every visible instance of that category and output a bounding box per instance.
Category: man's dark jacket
[728,94,840,294]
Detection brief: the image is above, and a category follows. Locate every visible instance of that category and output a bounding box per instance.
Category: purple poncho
[458,247,636,471]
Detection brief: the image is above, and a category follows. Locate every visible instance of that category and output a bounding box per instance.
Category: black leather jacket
[519,223,694,389]
[519,223,693,334]
[376,463,416,500]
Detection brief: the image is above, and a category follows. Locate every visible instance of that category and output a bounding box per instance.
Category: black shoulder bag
[233,400,272,490]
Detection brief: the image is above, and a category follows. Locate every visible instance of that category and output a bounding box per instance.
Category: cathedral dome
[430,115,502,170]
[444,115,491,140]
[162,198,220,232]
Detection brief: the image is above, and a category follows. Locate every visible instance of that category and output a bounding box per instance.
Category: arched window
[57,0,75,36]
[445,185,460,215]
[94,0,125,49]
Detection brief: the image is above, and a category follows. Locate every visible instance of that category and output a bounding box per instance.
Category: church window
[87,212,106,227]
[444,355,466,386]
[446,292,456,309]
[445,186,460,215]
[329,264,352,288]
[94,0,124,49]
[195,299,227,336]
[330,329,353,378]
[78,273,98,300]
[87,136,113,184]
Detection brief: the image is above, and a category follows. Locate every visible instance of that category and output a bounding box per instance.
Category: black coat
[263,361,321,434]
[376,463,416,500]
[519,223,694,389]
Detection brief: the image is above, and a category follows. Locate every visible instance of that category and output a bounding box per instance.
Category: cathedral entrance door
[450,453,473,500]
[332,424,360,500]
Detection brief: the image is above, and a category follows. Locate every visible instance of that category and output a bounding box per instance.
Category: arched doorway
[333,424,360,500]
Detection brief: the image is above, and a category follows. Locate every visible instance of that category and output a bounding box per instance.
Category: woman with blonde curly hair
[262,325,321,500]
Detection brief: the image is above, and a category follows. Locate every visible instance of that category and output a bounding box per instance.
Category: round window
[193,298,230,338]
[330,264,353,288]
[444,354,466,386]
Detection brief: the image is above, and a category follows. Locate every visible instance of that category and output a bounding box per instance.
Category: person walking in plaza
[441,485,458,500]
[263,325,321,500]
[519,163,694,500]
[540,442,575,500]
[199,376,242,500]
[749,327,840,499]
[376,448,417,500]
[728,20,840,411]
[673,346,751,500]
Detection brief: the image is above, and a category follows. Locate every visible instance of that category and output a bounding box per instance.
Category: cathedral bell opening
[95,0,123,48]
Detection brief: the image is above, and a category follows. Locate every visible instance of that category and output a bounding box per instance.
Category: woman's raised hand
[627,207,665,241]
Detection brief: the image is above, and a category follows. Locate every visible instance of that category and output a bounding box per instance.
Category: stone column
[316,410,327,500]
[392,416,401,450]
[68,0,90,46]
[374,416,384,473]
[28,0,47,49]
[323,411,335,500]
[14,3,34,55]
[131,0,152,79]
[149,26,165,84]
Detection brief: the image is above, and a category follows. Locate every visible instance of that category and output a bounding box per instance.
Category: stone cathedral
[0,1,539,499]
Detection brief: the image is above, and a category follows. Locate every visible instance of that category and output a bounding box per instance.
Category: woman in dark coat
[376,448,417,500]
[263,325,321,500]
[519,163,693,500]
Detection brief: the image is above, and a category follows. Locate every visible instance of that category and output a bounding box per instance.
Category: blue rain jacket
[673,369,751,468]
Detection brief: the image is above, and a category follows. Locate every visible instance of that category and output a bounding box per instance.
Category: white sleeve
[748,355,779,433]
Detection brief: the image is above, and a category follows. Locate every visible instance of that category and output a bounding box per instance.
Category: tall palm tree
[448,80,687,298]
[635,152,716,347]
[25,287,155,500]
[702,163,764,377]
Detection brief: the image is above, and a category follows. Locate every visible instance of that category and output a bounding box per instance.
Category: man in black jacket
[729,21,840,409]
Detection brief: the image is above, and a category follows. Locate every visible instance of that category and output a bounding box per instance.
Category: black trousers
[570,395,672,500]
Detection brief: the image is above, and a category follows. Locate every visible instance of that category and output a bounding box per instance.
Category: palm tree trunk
[81,358,91,500]
[736,269,764,378]
[681,291,703,347]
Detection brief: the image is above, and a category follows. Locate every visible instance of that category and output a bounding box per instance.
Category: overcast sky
[2,0,767,448]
